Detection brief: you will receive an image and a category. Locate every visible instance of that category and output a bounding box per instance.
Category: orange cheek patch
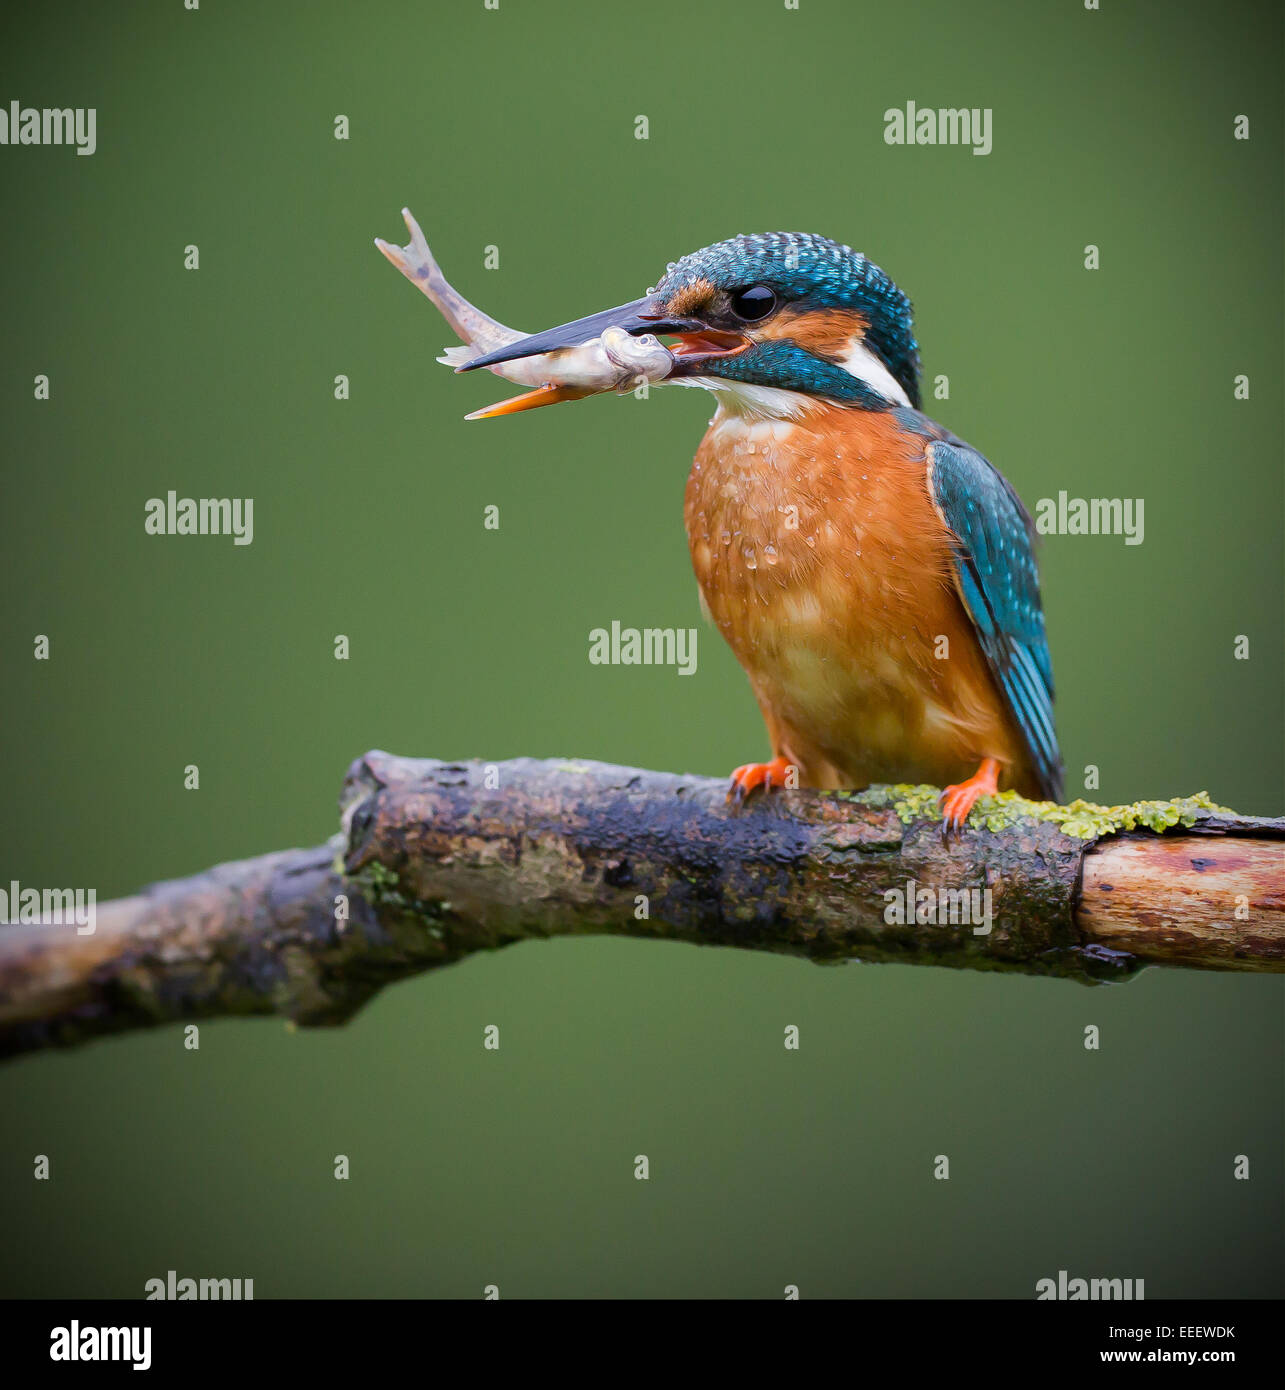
[664,278,717,317]
[757,306,868,359]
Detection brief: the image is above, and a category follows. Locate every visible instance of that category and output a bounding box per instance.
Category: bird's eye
[729,285,777,321]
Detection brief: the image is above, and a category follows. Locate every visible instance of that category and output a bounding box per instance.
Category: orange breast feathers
[683,404,1036,792]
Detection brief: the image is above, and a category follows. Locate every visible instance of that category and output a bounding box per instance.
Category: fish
[374,208,674,419]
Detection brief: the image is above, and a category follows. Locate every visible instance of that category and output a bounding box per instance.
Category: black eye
[729,285,777,321]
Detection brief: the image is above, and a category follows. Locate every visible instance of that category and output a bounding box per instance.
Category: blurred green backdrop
[1,0,1281,1298]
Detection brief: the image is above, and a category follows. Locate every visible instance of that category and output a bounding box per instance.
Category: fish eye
[729,285,777,321]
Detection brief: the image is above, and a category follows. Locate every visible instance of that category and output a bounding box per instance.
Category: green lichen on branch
[849,785,1234,839]
[347,860,406,907]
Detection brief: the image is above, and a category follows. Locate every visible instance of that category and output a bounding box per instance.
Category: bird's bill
[455,296,749,376]
[455,298,660,372]
[464,382,594,420]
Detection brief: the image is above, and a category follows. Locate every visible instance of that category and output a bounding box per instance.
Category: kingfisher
[461,232,1063,832]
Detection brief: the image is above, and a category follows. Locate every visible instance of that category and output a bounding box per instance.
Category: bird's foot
[939,758,1001,840]
[727,755,795,805]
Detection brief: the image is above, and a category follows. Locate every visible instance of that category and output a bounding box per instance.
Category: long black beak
[456,296,705,372]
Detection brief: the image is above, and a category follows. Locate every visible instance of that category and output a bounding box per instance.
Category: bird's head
[461,232,921,418]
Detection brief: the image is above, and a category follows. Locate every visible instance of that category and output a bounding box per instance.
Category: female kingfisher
[461,232,1063,832]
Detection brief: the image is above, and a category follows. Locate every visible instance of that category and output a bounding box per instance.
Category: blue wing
[925,436,1063,800]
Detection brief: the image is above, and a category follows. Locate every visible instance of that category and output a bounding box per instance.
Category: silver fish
[375,208,673,418]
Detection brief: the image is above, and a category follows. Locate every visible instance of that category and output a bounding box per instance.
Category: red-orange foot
[939,758,1001,839]
[728,755,794,804]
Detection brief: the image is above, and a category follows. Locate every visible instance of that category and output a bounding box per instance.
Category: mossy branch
[0,752,1281,1061]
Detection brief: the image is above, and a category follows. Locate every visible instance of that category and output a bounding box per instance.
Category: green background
[2,0,1281,1298]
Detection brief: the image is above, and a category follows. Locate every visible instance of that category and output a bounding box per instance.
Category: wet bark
[1,751,1280,1061]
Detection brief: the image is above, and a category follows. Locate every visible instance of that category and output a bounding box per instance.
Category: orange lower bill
[465,382,595,420]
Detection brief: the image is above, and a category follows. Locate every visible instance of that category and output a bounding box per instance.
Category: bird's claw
[938,758,1001,842]
[727,756,795,805]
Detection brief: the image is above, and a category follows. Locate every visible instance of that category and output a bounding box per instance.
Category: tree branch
[1,751,1281,1060]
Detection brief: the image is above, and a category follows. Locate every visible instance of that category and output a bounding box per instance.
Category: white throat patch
[674,375,815,421]
[837,337,911,408]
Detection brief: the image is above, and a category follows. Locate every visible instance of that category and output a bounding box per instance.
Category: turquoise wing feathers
[926,437,1064,801]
